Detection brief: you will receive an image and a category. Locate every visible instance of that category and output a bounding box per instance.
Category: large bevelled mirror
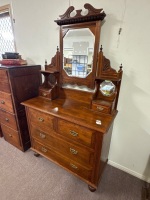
[63,28,95,78]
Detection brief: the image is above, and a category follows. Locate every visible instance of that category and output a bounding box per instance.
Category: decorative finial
[45,59,47,66]
[119,63,123,72]
[100,45,103,51]
[57,46,59,51]
[120,63,123,69]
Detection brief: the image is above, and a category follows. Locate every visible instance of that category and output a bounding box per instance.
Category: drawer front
[1,124,20,147]
[32,140,92,181]
[28,108,54,132]
[30,124,94,167]
[92,103,111,114]
[0,110,18,130]
[57,119,95,148]
[0,91,14,113]
[0,69,10,93]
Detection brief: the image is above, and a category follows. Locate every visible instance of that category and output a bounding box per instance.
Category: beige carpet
[0,138,143,200]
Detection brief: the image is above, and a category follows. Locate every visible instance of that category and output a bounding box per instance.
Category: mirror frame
[60,22,100,89]
[55,4,106,89]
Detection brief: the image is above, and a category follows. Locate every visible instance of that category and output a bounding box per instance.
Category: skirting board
[108,160,150,183]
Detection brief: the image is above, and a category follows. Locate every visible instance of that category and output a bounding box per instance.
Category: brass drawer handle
[38,117,44,122]
[70,130,78,137]
[41,147,47,153]
[42,93,47,97]
[97,106,104,111]
[9,134,12,137]
[5,118,9,122]
[70,163,78,169]
[1,100,5,104]
[39,133,46,139]
[70,148,78,155]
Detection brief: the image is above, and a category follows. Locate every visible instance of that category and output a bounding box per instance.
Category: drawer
[32,140,92,181]
[30,124,94,167]
[0,69,11,93]
[28,108,54,132]
[1,124,21,148]
[57,119,95,148]
[92,100,113,114]
[0,109,18,130]
[0,91,14,113]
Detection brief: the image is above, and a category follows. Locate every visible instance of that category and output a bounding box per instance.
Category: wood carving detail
[55,3,106,25]
[103,57,116,73]
[45,47,60,72]
[97,47,123,80]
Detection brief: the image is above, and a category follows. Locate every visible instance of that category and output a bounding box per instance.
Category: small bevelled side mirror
[100,80,115,96]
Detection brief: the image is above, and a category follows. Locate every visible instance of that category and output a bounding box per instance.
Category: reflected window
[63,28,95,78]
[100,80,115,96]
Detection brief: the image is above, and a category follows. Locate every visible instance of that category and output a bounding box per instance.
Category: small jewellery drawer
[39,89,50,99]
[30,124,94,167]
[92,100,113,114]
[28,108,54,132]
[92,103,110,114]
[0,91,14,113]
[32,140,92,181]
[1,124,20,148]
[0,109,18,130]
[57,119,95,148]
[0,69,10,93]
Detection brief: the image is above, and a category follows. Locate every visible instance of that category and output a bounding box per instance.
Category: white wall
[0,0,150,182]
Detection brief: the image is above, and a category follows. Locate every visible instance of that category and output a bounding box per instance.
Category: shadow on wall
[100,14,121,68]
[143,155,150,183]
[111,71,150,174]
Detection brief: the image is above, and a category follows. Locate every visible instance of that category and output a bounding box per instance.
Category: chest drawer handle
[5,118,9,122]
[70,130,78,137]
[41,147,47,153]
[70,163,78,169]
[9,134,12,137]
[39,133,46,139]
[70,148,78,155]
[38,117,44,122]
[97,106,104,111]
[42,93,47,97]
[1,100,5,104]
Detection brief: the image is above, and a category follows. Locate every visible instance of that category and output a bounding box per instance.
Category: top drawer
[57,119,95,148]
[28,108,54,132]
[0,70,10,93]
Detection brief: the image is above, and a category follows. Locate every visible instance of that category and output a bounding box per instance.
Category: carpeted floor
[0,138,144,200]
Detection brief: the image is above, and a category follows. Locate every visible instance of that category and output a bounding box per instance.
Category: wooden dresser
[22,93,117,191]
[22,4,123,191]
[0,65,41,151]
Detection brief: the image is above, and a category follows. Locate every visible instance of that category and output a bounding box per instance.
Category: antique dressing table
[22,4,123,191]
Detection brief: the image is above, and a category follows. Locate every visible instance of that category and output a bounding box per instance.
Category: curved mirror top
[63,28,95,78]
[100,80,115,96]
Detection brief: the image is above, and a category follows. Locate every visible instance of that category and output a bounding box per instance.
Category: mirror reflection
[63,28,95,78]
[100,80,115,96]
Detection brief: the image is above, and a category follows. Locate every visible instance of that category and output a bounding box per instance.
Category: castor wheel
[88,185,96,192]
[34,152,40,157]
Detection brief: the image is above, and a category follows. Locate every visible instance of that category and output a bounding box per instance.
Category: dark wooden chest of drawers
[0,65,41,151]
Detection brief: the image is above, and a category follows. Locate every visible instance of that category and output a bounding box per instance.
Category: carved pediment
[54,3,106,25]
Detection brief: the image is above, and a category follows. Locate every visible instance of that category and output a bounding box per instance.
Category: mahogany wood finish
[0,65,41,151]
[22,4,123,191]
